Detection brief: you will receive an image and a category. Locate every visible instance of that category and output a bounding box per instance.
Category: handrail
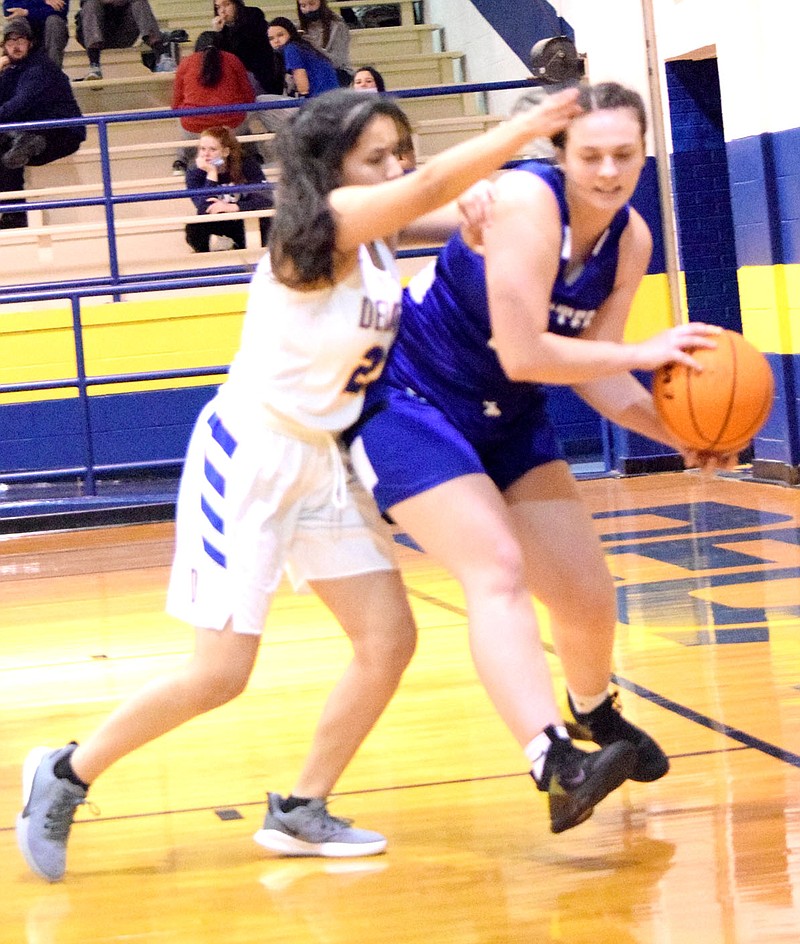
[0,79,535,294]
[0,76,560,496]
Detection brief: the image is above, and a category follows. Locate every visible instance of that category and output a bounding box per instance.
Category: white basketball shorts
[166,397,398,635]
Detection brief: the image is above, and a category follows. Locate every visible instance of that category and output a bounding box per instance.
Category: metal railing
[1,77,585,498]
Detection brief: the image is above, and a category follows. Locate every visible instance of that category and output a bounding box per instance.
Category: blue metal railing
[1,76,592,497]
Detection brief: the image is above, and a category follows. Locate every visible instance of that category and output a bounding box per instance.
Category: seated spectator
[3,0,68,67]
[296,0,352,86]
[171,31,254,175]
[352,65,385,93]
[267,17,338,98]
[212,0,282,96]
[75,0,176,80]
[349,67,416,170]
[0,17,85,228]
[184,125,271,252]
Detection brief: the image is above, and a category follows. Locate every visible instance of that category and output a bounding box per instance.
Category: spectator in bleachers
[296,0,352,86]
[3,0,68,67]
[75,0,177,80]
[171,30,254,175]
[352,65,385,93]
[267,17,338,98]
[212,0,283,96]
[184,124,271,252]
[0,16,85,228]
[349,64,416,169]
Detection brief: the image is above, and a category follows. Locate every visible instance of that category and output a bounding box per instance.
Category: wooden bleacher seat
[67,52,474,119]
[61,24,444,76]
[151,0,418,28]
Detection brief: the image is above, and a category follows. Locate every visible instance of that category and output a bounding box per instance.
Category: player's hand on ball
[682,448,741,475]
[635,322,721,373]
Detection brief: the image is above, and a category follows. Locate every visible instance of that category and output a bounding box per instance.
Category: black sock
[280,795,314,813]
[151,40,166,58]
[54,752,90,790]
[88,48,101,68]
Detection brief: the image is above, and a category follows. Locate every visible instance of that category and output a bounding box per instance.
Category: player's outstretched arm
[329,88,581,253]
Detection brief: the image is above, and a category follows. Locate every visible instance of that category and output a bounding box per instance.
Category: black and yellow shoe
[567,691,670,783]
[532,726,637,834]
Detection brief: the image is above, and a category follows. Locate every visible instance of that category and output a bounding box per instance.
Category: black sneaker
[532,726,637,834]
[172,159,188,175]
[3,133,46,169]
[567,691,670,782]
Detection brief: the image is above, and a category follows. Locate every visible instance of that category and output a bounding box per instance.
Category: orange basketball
[652,329,774,453]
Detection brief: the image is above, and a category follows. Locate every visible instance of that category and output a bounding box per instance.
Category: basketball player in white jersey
[17,87,589,882]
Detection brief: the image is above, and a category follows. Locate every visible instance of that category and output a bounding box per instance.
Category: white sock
[524,724,569,782]
[568,688,609,716]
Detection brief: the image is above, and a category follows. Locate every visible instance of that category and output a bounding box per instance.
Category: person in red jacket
[171,30,255,174]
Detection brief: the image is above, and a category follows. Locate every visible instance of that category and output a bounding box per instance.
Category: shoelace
[298,804,355,838]
[44,794,86,842]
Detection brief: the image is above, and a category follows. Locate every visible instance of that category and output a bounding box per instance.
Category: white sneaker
[155,54,177,73]
[209,235,236,251]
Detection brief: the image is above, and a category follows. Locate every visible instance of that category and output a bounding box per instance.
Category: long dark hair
[296,0,340,48]
[201,125,245,183]
[269,89,412,287]
[550,81,647,149]
[269,16,330,62]
[195,31,223,87]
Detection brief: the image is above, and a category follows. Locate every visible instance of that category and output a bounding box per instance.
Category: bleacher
[0,0,508,284]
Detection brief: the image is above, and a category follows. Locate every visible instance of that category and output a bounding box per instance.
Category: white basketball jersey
[223,243,401,432]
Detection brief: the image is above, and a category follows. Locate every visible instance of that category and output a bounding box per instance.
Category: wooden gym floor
[2,469,800,944]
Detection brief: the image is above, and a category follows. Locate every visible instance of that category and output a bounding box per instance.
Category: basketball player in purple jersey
[349,82,738,832]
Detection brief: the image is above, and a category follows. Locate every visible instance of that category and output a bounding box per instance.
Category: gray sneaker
[16,744,87,881]
[253,793,387,858]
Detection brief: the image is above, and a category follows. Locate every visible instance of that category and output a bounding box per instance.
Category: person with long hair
[347,82,736,830]
[267,16,338,98]
[296,0,352,86]
[16,86,594,883]
[171,31,255,174]
[184,125,271,252]
[212,0,282,95]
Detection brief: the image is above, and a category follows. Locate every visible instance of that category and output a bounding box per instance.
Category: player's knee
[354,618,417,676]
[464,536,527,601]
[191,667,250,711]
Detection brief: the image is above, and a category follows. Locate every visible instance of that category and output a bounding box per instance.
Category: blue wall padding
[728,128,800,267]
[630,157,666,275]
[666,59,741,331]
[666,59,725,152]
[88,386,217,465]
[544,386,603,458]
[0,399,87,471]
[468,0,573,67]
[0,386,217,473]
[757,354,800,466]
